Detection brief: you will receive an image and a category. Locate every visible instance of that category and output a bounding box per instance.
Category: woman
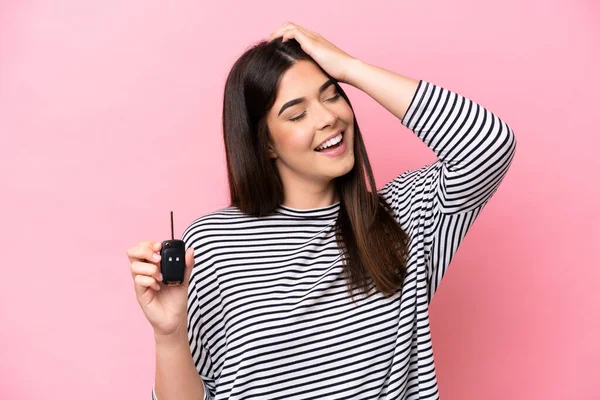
[127,22,517,400]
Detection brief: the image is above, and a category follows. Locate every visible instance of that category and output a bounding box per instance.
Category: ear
[267,142,278,159]
[264,119,278,159]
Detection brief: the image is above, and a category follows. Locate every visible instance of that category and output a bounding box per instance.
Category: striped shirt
[152,79,517,399]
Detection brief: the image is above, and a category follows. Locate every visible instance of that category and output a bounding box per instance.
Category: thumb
[183,247,195,286]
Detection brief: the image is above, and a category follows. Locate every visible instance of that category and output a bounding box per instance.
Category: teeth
[316,132,343,151]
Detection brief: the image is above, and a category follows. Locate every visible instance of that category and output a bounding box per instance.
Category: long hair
[222,38,410,301]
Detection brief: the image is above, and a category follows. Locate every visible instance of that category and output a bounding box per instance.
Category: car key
[160,211,186,285]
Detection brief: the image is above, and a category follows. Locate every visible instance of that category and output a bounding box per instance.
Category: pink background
[1,0,598,399]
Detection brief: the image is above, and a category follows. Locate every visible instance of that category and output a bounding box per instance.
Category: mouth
[314,131,344,152]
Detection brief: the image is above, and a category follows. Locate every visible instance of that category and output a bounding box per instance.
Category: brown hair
[222,38,410,301]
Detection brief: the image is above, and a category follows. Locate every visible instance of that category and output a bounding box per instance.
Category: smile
[315,131,344,151]
[314,131,346,157]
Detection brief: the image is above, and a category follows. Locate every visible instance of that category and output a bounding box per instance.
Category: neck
[280,178,339,210]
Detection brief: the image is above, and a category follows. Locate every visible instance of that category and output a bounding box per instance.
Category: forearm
[344,58,420,122]
[154,329,205,400]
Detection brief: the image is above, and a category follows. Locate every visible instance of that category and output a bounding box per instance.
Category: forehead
[275,60,331,100]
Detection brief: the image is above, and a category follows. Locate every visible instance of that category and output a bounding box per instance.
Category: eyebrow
[277,79,335,116]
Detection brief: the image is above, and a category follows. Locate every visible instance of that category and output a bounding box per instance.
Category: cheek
[283,128,314,153]
[340,104,354,125]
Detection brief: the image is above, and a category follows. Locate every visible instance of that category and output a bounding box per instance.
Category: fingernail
[159,273,163,281]
[153,253,160,261]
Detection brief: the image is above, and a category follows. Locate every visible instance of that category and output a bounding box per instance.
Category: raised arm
[348,60,516,213]
[368,67,517,301]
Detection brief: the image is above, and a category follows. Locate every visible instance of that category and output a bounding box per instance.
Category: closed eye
[288,94,341,122]
[289,113,305,122]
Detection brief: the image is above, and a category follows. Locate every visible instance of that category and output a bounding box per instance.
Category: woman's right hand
[126,240,195,337]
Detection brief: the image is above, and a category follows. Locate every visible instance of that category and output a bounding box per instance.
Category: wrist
[154,326,188,346]
[342,58,369,87]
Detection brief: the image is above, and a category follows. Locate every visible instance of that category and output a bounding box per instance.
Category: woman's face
[266,60,355,188]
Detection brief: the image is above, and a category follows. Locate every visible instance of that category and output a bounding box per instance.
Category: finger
[281,24,314,38]
[270,28,290,41]
[269,21,293,40]
[296,25,318,39]
[270,22,306,41]
[137,240,162,253]
[130,260,162,281]
[282,27,310,48]
[127,244,161,265]
[134,274,161,297]
[281,26,297,42]
[289,23,312,34]
[183,247,195,287]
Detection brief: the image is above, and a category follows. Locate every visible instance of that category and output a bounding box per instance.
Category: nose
[315,102,338,131]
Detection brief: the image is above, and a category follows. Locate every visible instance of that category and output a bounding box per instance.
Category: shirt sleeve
[151,225,217,400]
[379,79,517,302]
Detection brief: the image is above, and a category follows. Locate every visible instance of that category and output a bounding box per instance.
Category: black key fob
[160,239,185,285]
[160,211,186,285]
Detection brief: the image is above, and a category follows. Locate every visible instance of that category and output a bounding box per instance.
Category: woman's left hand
[269,22,357,84]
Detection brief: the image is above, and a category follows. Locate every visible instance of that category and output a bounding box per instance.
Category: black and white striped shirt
[152,79,517,399]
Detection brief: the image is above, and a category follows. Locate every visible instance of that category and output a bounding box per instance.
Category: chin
[331,155,355,179]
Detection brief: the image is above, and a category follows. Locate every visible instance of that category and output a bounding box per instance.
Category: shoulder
[181,205,251,242]
[378,161,442,202]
